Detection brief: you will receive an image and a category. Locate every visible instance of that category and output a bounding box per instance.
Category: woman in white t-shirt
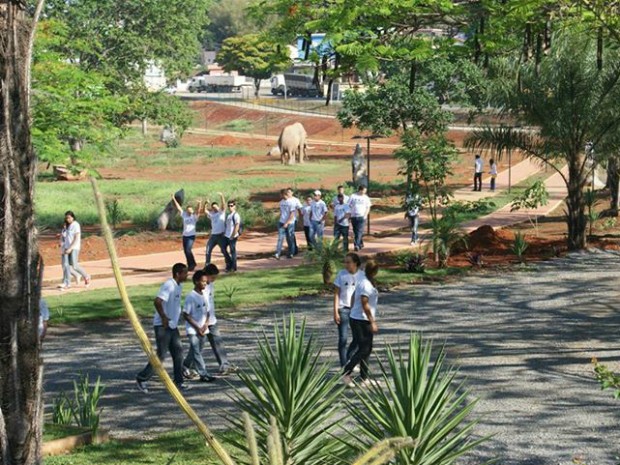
[343,260,379,386]
[59,211,90,290]
[172,194,203,271]
[333,252,363,367]
[489,159,498,191]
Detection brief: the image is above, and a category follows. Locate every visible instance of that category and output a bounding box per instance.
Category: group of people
[136,262,235,392]
[474,154,498,192]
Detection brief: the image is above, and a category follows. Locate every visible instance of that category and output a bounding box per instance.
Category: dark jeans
[207,323,229,371]
[276,222,295,257]
[490,176,496,191]
[351,217,365,250]
[182,235,197,270]
[303,225,313,250]
[137,326,184,386]
[344,318,373,380]
[334,223,349,251]
[408,215,419,243]
[337,308,357,367]
[225,237,237,271]
[474,172,482,191]
[183,333,211,378]
[206,233,228,264]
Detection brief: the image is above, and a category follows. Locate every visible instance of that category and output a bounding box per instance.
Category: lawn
[43,424,90,442]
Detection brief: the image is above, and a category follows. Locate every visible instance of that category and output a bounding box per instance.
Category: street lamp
[353,134,383,235]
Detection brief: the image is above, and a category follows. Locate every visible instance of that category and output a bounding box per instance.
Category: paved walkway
[42,158,563,295]
[42,251,620,464]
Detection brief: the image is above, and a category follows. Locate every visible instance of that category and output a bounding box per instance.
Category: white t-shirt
[475,158,483,173]
[203,283,217,326]
[334,203,351,227]
[39,299,50,336]
[153,278,183,329]
[349,194,372,218]
[334,269,362,309]
[350,277,378,321]
[290,197,302,221]
[332,194,350,208]
[279,199,293,224]
[406,194,421,217]
[209,210,226,235]
[225,212,241,239]
[490,163,498,176]
[310,200,328,223]
[62,222,82,250]
[301,204,312,227]
[183,290,208,336]
[182,212,198,237]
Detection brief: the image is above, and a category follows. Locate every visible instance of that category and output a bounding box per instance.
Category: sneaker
[199,375,217,383]
[136,379,149,394]
[359,378,372,387]
[352,365,361,374]
[219,364,239,376]
[84,276,91,288]
[342,374,355,388]
[177,383,191,392]
[274,253,280,260]
[75,276,82,286]
[57,283,70,290]
[183,368,198,380]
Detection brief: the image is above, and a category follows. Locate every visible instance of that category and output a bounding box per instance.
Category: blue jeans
[310,220,324,248]
[351,217,365,250]
[182,235,196,270]
[206,233,228,264]
[408,215,419,243]
[276,222,295,257]
[183,333,211,378]
[334,224,349,251]
[62,249,88,286]
[225,237,237,271]
[207,323,229,371]
[137,326,184,386]
[337,308,357,367]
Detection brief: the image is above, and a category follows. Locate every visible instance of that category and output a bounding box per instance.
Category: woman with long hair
[59,211,90,290]
[333,252,363,367]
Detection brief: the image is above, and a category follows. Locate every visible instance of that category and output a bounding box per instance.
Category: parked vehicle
[188,75,252,93]
[283,73,320,97]
[271,74,286,96]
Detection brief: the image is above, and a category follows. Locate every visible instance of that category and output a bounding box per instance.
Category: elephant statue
[351,143,368,187]
[278,122,307,165]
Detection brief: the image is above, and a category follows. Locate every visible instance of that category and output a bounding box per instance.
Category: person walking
[287,188,303,256]
[473,154,483,192]
[310,190,328,248]
[275,189,295,259]
[171,194,202,271]
[489,159,498,191]
[331,185,350,235]
[405,192,422,245]
[205,193,228,265]
[182,270,216,383]
[136,263,189,393]
[39,299,50,343]
[333,253,363,367]
[349,185,372,251]
[224,200,241,272]
[333,193,352,251]
[301,195,313,251]
[203,264,236,375]
[343,259,379,387]
[59,211,91,290]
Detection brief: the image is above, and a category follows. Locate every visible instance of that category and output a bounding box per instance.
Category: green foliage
[104,198,127,229]
[395,251,427,274]
[511,232,529,263]
[584,189,602,238]
[50,373,105,435]
[510,180,549,234]
[222,284,239,308]
[125,91,194,139]
[444,199,497,223]
[345,333,485,465]
[223,119,255,132]
[593,359,620,400]
[305,238,345,284]
[226,316,346,465]
[52,393,74,426]
[431,216,467,268]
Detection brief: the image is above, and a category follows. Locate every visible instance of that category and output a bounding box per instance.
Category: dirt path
[41,158,560,295]
[42,250,620,464]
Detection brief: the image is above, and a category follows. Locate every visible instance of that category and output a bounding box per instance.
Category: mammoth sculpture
[278,122,307,165]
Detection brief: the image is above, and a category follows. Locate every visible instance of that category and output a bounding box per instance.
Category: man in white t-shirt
[137,263,189,393]
[171,194,202,271]
[310,190,328,248]
[206,193,228,266]
[275,189,295,259]
[473,154,483,192]
[333,257,363,367]
[223,200,241,272]
[301,196,313,251]
[287,188,303,256]
[39,299,50,342]
[182,270,216,383]
[348,185,372,251]
[331,185,350,235]
[405,192,422,245]
[333,194,352,251]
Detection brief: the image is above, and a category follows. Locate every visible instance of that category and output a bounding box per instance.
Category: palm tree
[466,29,620,250]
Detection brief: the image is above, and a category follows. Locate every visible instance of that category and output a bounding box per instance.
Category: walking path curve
[42,158,565,295]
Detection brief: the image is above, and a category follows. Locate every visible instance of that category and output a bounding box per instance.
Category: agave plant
[305,238,345,284]
[345,333,486,465]
[431,217,467,268]
[226,316,347,465]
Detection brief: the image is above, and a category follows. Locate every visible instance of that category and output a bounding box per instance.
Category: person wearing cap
[333,193,352,251]
[310,190,328,249]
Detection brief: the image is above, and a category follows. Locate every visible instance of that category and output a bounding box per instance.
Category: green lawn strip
[45,262,453,326]
[43,424,91,442]
[44,428,244,465]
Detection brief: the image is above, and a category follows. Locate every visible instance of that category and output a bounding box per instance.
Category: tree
[0,1,45,464]
[203,0,257,49]
[510,180,549,235]
[467,29,620,250]
[217,34,291,97]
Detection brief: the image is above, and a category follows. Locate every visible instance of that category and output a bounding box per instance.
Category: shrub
[593,358,620,399]
[395,251,426,273]
[510,180,549,235]
[511,232,529,263]
[584,189,601,239]
[104,198,127,229]
[52,393,74,426]
[50,372,106,435]
[467,252,484,268]
[305,238,344,284]
[431,217,467,268]
[345,333,486,465]
[444,198,496,222]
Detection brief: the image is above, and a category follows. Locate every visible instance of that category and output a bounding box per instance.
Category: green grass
[45,428,242,465]
[43,424,90,442]
[220,119,255,132]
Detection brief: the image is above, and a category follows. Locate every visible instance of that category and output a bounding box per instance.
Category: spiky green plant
[226,316,347,464]
[305,238,345,284]
[345,333,487,465]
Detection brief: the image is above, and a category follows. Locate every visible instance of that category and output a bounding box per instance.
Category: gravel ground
[43,250,620,464]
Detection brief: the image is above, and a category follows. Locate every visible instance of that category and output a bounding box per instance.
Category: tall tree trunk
[565,154,588,250]
[607,157,620,215]
[0,2,44,465]
[408,60,417,95]
[141,118,148,137]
